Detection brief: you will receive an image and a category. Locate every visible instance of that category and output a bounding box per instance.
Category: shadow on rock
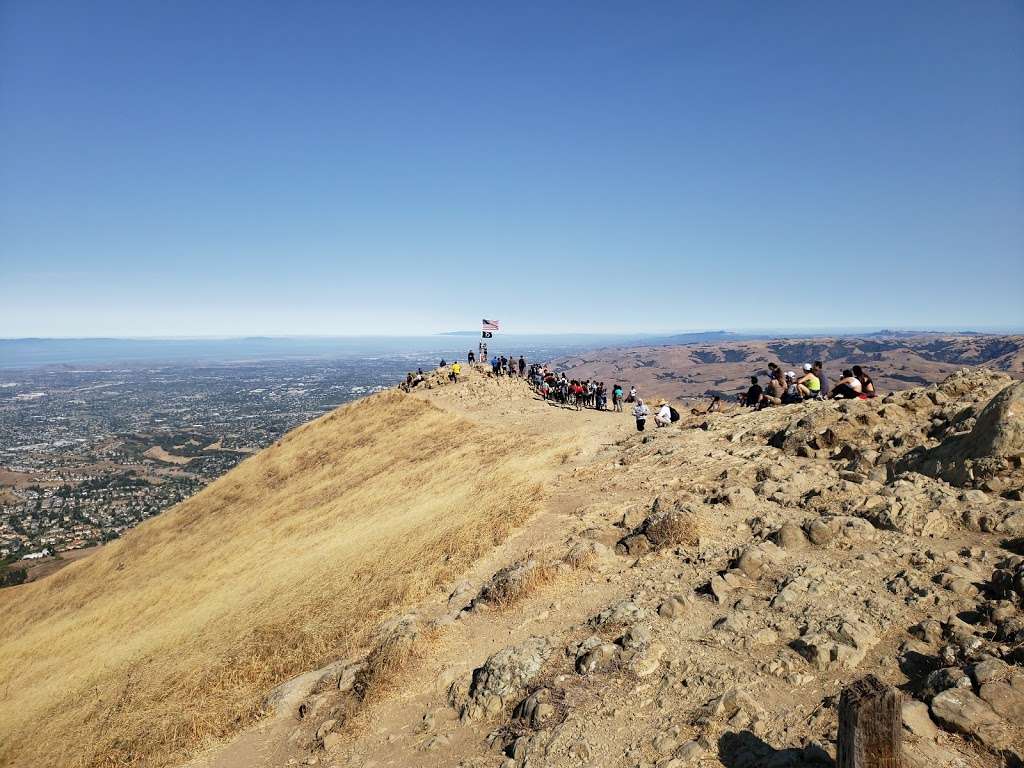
[718,730,834,768]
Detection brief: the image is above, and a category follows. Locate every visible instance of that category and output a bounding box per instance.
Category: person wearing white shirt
[655,399,672,427]
[633,399,649,431]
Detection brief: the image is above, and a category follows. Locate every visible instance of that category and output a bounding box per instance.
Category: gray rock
[969,658,1011,686]
[910,619,943,645]
[464,636,553,719]
[930,687,1008,749]
[736,546,765,578]
[592,599,648,628]
[979,679,1024,721]
[658,594,691,618]
[805,519,833,546]
[576,642,620,675]
[775,522,808,550]
[901,380,1024,487]
[617,624,652,651]
[922,667,972,700]
[902,700,938,741]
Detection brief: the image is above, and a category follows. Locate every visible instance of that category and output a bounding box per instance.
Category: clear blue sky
[1,1,1022,337]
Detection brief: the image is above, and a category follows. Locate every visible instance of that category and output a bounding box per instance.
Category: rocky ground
[188,367,1024,768]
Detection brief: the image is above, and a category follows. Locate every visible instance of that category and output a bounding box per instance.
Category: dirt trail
[185,368,1024,768]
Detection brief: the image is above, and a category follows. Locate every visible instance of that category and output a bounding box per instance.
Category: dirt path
[182,370,1024,768]
[183,371,640,768]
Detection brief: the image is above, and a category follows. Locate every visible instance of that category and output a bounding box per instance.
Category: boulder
[792,616,878,672]
[591,599,648,628]
[463,636,553,719]
[576,642,620,675]
[930,687,1009,749]
[902,381,1024,487]
[774,522,808,550]
[805,519,833,546]
[921,667,972,700]
[978,678,1024,721]
[902,700,938,741]
[968,658,1011,686]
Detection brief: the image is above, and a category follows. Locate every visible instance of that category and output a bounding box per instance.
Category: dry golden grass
[475,557,556,609]
[0,391,563,768]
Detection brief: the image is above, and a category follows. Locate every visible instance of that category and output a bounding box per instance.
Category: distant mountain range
[554,332,1024,402]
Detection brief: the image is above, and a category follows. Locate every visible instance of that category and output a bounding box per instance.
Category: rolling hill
[553,333,1024,404]
[2,361,1023,768]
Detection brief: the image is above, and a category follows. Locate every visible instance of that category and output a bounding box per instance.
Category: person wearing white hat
[797,363,821,400]
[654,398,672,427]
[782,371,803,405]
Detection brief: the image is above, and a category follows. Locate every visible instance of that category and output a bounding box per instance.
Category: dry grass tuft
[562,541,602,570]
[352,614,433,703]
[643,502,702,549]
[475,556,556,609]
[0,390,563,768]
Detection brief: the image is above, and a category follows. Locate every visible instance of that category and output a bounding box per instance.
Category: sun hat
[803,363,812,371]
[785,371,796,379]
[656,399,667,406]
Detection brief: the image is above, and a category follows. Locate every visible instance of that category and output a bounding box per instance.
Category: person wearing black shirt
[743,376,763,407]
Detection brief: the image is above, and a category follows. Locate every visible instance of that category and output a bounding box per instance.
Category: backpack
[669,406,680,422]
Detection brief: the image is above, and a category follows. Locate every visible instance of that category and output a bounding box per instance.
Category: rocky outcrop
[460,636,553,720]
[900,380,1024,488]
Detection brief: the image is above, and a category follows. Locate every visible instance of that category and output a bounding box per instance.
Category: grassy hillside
[0,390,559,768]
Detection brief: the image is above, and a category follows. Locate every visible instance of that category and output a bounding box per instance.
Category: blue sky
[1,1,1022,337]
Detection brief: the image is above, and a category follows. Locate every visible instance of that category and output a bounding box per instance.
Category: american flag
[482,319,500,331]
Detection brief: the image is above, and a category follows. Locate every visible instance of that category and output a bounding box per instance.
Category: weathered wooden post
[837,675,903,768]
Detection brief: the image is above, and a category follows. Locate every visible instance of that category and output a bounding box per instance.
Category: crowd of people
[739,361,876,408]
[404,350,879,435]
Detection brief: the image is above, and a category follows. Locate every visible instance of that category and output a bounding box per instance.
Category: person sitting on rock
[830,369,862,399]
[797,363,821,400]
[633,399,649,431]
[705,396,722,413]
[781,372,803,405]
[760,369,785,408]
[627,385,637,403]
[654,399,672,427]
[812,361,828,398]
[742,376,762,407]
[853,365,876,398]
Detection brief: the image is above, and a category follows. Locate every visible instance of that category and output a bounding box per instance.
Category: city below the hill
[1,332,1021,584]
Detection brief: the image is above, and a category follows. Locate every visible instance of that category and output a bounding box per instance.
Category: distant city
[0,360,417,571]
[0,336,614,581]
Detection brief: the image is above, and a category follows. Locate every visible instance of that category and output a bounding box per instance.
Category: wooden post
[837,675,903,768]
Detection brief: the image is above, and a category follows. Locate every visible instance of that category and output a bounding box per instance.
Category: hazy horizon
[3,324,1024,342]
